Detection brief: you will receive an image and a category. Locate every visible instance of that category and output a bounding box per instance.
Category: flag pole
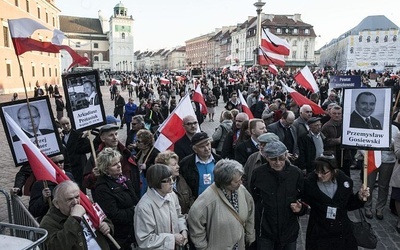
[392,90,400,119]
[363,151,368,201]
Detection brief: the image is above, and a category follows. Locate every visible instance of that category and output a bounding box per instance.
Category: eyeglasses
[235,120,244,122]
[185,121,198,126]
[54,160,64,165]
[131,123,139,126]
[268,155,286,162]
[316,170,331,176]
[161,176,175,184]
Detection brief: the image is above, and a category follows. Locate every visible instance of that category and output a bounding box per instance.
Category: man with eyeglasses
[293,104,313,138]
[221,112,249,159]
[174,115,199,160]
[12,104,54,142]
[28,154,74,222]
[249,141,306,250]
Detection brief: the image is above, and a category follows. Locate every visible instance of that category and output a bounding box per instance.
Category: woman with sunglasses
[134,164,188,249]
[303,152,370,250]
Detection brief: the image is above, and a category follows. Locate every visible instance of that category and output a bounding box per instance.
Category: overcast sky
[57,0,400,51]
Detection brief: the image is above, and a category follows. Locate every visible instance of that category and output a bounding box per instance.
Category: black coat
[297,133,326,173]
[303,170,364,250]
[95,175,139,247]
[349,111,382,129]
[174,134,194,161]
[234,139,258,166]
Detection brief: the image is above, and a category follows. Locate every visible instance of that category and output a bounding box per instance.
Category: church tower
[109,2,134,72]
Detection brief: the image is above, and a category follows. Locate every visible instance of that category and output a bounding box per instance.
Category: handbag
[352,209,378,249]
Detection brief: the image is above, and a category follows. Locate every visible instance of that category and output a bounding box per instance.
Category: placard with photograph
[62,70,106,131]
[342,88,392,150]
[0,96,62,166]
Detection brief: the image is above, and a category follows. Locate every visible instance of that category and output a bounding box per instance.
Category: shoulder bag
[352,209,378,249]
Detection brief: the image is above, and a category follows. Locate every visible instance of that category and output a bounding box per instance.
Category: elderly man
[83,80,99,105]
[221,112,249,159]
[59,117,91,192]
[249,141,306,249]
[83,124,140,199]
[40,181,113,249]
[174,115,199,160]
[293,104,313,138]
[350,91,382,129]
[180,132,221,199]
[297,117,325,174]
[12,104,53,141]
[267,111,299,163]
[235,118,267,165]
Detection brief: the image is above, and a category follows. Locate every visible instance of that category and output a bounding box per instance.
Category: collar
[250,137,258,148]
[195,154,214,164]
[355,110,369,120]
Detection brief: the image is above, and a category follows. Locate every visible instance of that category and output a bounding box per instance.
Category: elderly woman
[94,148,139,250]
[135,129,160,196]
[188,159,255,249]
[134,164,188,249]
[303,152,370,250]
[155,150,194,215]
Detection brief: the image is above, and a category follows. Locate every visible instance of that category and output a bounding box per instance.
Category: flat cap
[307,117,321,125]
[191,132,210,146]
[258,133,279,144]
[106,115,120,124]
[99,124,119,135]
[263,141,287,158]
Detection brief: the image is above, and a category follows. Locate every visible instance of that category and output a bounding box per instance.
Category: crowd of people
[9,67,400,249]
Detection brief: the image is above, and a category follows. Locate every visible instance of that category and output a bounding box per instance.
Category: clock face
[115,25,131,32]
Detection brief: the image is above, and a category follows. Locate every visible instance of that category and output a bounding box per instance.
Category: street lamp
[254,0,265,65]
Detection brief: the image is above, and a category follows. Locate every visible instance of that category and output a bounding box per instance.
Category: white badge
[344,181,350,188]
[326,206,337,220]
[203,173,212,185]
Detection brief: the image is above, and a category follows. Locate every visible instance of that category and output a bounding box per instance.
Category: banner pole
[363,151,368,201]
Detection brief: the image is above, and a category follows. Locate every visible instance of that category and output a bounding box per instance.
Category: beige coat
[188,183,255,250]
[134,188,187,250]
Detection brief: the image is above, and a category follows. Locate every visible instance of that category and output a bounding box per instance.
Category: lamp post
[254,0,265,66]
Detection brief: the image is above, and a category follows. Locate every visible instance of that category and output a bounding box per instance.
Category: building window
[3,26,9,47]
[32,65,35,77]
[93,43,98,49]
[45,12,48,23]
[55,68,58,77]
[292,51,297,59]
[122,33,125,39]
[49,67,51,77]
[305,29,309,35]
[293,28,298,34]
[26,0,29,12]
[42,66,45,77]
[6,63,11,77]
[76,42,81,48]
[52,16,55,26]
[277,28,281,34]
[37,7,40,18]
[94,56,99,61]
[292,40,297,46]
[15,0,19,7]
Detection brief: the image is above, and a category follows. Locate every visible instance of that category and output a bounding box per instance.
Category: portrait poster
[0,96,62,166]
[342,88,392,150]
[62,70,106,131]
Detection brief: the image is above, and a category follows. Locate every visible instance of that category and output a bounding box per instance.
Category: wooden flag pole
[392,90,400,119]
[363,151,368,201]
[43,180,52,207]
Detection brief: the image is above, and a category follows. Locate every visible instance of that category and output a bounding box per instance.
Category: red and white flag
[238,90,254,119]
[154,94,199,151]
[192,84,208,115]
[294,65,319,93]
[261,29,291,56]
[280,82,325,115]
[258,46,285,67]
[268,64,278,75]
[366,150,382,175]
[160,78,171,85]
[8,18,89,70]
[4,111,100,229]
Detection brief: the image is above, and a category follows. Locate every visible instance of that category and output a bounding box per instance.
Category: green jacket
[40,206,113,250]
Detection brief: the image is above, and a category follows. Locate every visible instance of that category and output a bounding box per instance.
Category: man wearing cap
[221,112,249,159]
[243,132,279,189]
[83,124,140,199]
[179,132,221,199]
[293,104,313,138]
[59,117,91,192]
[298,117,326,174]
[174,115,199,160]
[235,118,267,165]
[249,141,306,249]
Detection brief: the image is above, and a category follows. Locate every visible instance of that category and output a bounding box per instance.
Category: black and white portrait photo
[62,70,106,131]
[0,96,62,166]
[342,88,392,150]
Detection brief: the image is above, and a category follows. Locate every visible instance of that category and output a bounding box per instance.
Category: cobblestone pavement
[1,85,400,249]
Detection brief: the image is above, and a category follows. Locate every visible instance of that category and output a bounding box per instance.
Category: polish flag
[4,111,100,229]
[294,66,319,93]
[268,64,278,75]
[261,29,291,56]
[8,18,89,70]
[238,90,254,119]
[192,83,208,114]
[280,82,325,115]
[258,46,286,67]
[228,77,238,83]
[154,94,199,151]
[366,150,382,175]
[160,78,171,85]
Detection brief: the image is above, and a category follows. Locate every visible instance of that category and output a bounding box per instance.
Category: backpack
[211,125,227,148]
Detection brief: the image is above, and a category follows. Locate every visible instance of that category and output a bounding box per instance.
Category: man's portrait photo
[12,103,54,141]
[350,91,382,130]
[83,79,99,106]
